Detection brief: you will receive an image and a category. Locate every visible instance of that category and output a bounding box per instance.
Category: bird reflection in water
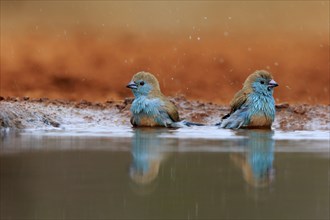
[231,130,275,188]
[129,128,173,194]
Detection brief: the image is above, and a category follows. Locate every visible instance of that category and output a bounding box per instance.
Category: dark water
[0,128,329,220]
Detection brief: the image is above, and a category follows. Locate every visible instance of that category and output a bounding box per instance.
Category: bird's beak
[268,79,278,88]
[126,81,137,89]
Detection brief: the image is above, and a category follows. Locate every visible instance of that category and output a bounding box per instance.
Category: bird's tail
[214,113,232,126]
[171,120,204,128]
[214,121,222,126]
[182,120,205,127]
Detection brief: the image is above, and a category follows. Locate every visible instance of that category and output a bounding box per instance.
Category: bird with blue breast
[126,71,203,128]
[217,70,279,129]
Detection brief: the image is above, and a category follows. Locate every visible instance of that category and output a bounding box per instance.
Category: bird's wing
[221,89,249,120]
[130,116,137,127]
[220,106,249,129]
[230,89,249,113]
[162,99,180,122]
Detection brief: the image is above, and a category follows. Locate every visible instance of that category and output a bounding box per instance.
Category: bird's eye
[260,80,265,84]
[139,81,145,86]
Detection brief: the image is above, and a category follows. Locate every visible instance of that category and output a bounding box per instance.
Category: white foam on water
[1,126,328,155]
[273,130,330,141]
[159,126,244,140]
[158,126,329,141]
[21,126,134,138]
[18,125,329,141]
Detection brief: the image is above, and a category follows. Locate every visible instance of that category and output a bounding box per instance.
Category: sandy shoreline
[0,96,329,131]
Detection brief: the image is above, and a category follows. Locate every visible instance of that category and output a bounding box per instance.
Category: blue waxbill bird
[218,70,278,129]
[127,71,203,128]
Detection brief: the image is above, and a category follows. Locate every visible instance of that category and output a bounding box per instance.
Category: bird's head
[127,71,161,97]
[244,70,278,95]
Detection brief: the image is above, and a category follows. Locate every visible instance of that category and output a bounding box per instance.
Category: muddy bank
[0,96,329,131]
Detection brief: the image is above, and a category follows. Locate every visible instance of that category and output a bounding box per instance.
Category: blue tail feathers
[182,121,204,127]
[170,120,204,128]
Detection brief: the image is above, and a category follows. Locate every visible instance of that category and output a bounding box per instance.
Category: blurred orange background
[1,1,329,104]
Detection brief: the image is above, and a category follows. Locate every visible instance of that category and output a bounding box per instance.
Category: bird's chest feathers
[247,94,275,125]
[131,96,163,116]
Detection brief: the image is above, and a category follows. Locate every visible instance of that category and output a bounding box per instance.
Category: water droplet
[195,203,199,217]
[224,31,229,37]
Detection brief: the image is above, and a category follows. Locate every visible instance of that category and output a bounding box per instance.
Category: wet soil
[0,96,329,131]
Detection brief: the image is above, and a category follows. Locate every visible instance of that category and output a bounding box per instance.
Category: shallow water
[0,127,329,219]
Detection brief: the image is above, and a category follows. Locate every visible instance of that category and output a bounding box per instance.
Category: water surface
[1,127,329,219]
